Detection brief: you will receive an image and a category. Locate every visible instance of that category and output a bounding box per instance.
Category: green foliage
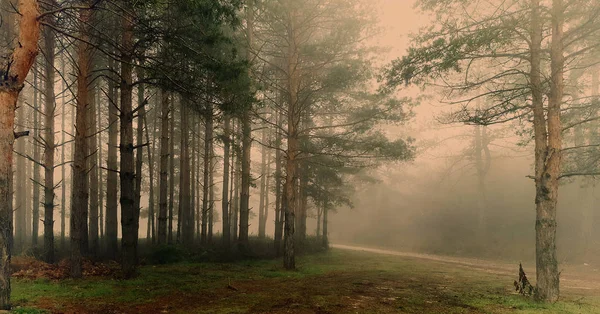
[146,245,188,264]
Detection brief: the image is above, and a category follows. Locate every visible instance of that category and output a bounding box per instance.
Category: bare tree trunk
[32,64,40,247]
[239,0,254,253]
[15,97,26,252]
[316,207,322,239]
[147,100,158,243]
[60,56,67,249]
[134,88,144,248]
[529,0,562,302]
[208,148,214,243]
[190,115,197,243]
[71,4,92,277]
[89,80,99,257]
[42,11,56,262]
[232,133,240,243]
[196,121,201,241]
[178,103,191,245]
[0,0,40,306]
[274,108,283,255]
[158,90,169,245]
[105,57,119,259]
[263,144,271,239]
[98,93,104,241]
[258,125,267,238]
[168,97,175,244]
[201,105,212,245]
[533,0,563,302]
[221,116,231,248]
[322,201,328,248]
[283,10,299,270]
[297,167,307,244]
[120,11,137,278]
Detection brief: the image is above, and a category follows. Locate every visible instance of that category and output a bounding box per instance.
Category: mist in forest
[3,0,600,309]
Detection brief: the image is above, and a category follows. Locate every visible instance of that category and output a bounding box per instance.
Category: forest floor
[10,246,600,314]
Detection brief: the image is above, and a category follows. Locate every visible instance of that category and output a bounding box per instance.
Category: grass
[11,249,600,313]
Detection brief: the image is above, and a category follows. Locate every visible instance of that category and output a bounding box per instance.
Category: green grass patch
[12,249,600,313]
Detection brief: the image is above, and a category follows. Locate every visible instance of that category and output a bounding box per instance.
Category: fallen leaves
[12,256,120,280]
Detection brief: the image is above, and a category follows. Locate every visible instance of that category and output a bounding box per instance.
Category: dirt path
[331,244,600,293]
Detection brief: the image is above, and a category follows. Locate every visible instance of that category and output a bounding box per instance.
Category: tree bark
[120,10,137,278]
[71,3,92,277]
[60,55,66,249]
[134,86,144,248]
[533,0,563,302]
[221,116,231,248]
[42,10,56,262]
[190,115,196,243]
[274,108,283,255]
[322,201,328,248]
[258,125,267,238]
[168,96,175,244]
[105,56,119,259]
[32,64,40,247]
[201,105,212,245]
[239,0,254,252]
[283,8,299,270]
[15,97,25,252]
[158,90,169,245]
[0,0,40,306]
[88,79,99,257]
[208,147,214,243]
[98,92,104,240]
[178,102,191,245]
[147,100,158,243]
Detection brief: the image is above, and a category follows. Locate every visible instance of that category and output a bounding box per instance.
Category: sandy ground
[331,244,600,293]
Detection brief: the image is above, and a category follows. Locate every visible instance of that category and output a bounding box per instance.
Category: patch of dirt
[332,244,600,293]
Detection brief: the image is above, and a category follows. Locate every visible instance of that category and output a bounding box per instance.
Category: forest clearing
[9,248,600,314]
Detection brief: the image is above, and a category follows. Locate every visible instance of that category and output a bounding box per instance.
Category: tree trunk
[208,148,214,243]
[258,125,267,238]
[178,103,191,245]
[158,90,169,245]
[168,97,176,244]
[190,115,197,243]
[71,4,92,277]
[98,91,104,240]
[134,88,144,248]
[15,97,25,252]
[322,202,328,248]
[221,116,231,248]
[60,55,67,249]
[42,12,56,262]
[274,108,283,255]
[297,167,307,244]
[88,80,99,257]
[263,144,271,239]
[531,0,562,302]
[239,0,254,253]
[120,11,137,278]
[201,106,212,245]
[147,103,158,244]
[0,0,40,306]
[232,135,240,243]
[105,56,119,259]
[32,64,40,247]
[316,207,322,239]
[283,9,299,270]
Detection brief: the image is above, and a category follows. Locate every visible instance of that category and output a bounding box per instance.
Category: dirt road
[332,243,600,293]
